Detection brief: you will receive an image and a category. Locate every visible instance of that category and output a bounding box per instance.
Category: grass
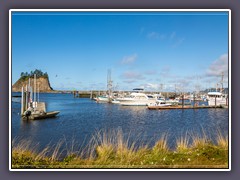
[11,129,229,169]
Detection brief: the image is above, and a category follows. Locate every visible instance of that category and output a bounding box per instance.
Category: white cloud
[172,38,185,48]
[123,80,137,84]
[121,54,137,65]
[159,66,177,79]
[147,32,165,40]
[206,54,228,77]
[170,32,176,40]
[144,83,159,90]
[144,70,158,75]
[121,71,145,80]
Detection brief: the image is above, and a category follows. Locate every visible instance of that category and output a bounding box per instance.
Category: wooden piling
[182,94,184,109]
[215,96,217,108]
[193,94,195,108]
[21,87,25,115]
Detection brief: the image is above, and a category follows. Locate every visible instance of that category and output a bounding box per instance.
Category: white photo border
[9,9,231,171]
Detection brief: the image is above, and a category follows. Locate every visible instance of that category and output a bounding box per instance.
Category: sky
[11,11,229,92]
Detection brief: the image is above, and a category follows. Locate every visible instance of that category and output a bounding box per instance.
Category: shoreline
[12,129,228,169]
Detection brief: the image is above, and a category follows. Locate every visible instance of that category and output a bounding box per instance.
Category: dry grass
[11,129,229,169]
[176,132,189,152]
[153,133,169,153]
[216,131,228,150]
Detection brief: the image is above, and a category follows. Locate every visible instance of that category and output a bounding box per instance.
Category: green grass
[11,130,229,169]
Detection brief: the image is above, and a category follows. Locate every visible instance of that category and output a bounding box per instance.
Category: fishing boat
[22,110,60,120]
[207,92,228,106]
[206,72,228,107]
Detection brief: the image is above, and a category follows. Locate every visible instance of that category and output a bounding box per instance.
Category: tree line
[20,69,48,79]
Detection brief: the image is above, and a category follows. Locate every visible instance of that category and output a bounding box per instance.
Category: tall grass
[216,130,228,150]
[12,129,229,169]
[176,132,190,152]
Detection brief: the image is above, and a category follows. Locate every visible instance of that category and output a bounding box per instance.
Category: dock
[147,105,224,110]
[21,74,60,120]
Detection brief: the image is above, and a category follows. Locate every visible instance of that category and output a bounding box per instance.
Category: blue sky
[11,11,229,92]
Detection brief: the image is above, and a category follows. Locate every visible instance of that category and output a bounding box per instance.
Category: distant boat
[207,92,228,106]
[96,95,112,102]
[116,92,156,106]
[148,101,172,108]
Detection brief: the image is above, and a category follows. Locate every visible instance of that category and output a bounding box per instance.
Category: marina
[12,92,229,154]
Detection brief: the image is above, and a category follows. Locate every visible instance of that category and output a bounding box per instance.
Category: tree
[20,69,48,79]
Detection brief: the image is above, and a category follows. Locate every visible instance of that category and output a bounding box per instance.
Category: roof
[208,92,222,95]
[133,88,144,91]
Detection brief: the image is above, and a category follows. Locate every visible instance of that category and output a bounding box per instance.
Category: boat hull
[22,111,60,120]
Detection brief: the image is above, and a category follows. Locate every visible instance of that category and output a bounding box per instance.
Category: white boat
[207,92,228,106]
[111,99,120,104]
[116,92,156,106]
[96,95,112,102]
[148,101,172,108]
[156,98,179,105]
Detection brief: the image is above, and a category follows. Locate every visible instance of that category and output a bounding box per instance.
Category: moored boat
[22,110,60,120]
[207,92,228,106]
[117,92,156,106]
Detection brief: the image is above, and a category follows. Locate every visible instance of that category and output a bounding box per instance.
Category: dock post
[21,87,25,115]
[193,93,195,108]
[182,94,184,109]
[215,96,217,108]
[25,85,28,110]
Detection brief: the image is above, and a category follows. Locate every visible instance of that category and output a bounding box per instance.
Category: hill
[12,69,53,92]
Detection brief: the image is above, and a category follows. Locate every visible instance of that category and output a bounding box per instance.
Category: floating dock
[147,105,225,110]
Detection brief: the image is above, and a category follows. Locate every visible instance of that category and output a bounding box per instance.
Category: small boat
[111,99,120,104]
[96,95,112,102]
[148,101,172,108]
[20,74,60,120]
[22,111,60,120]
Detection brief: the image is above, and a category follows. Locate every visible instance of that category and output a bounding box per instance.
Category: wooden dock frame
[147,105,223,110]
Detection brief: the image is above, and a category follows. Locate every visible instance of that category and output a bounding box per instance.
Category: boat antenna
[38,82,39,102]
[107,69,113,102]
[221,72,224,93]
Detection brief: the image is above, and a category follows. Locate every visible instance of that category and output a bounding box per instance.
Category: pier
[148,105,225,110]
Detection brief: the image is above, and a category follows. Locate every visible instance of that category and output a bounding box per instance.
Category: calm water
[12,93,229,153]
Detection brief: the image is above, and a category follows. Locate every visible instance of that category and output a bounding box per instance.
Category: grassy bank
[12,130,228,169]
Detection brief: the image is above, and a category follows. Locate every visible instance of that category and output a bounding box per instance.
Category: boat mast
[38,82,39,102]
[107,69,113,102]
[220,72,224,93]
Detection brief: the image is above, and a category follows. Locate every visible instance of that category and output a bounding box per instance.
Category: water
[11,92,229,154]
